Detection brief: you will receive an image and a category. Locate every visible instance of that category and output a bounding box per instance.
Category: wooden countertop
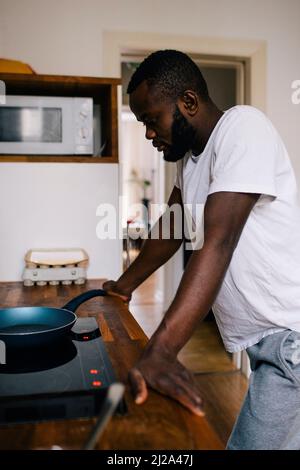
[0,280,223,450]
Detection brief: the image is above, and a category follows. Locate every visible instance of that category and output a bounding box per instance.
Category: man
[104,50,300,449]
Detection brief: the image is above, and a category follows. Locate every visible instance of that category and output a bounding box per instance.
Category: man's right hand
[102,280,132,303]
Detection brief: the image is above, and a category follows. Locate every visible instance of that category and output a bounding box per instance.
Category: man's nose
[145,126,156,140]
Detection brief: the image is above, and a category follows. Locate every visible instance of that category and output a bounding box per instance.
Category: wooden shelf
[0,155,118,163]
[0,73,121,163]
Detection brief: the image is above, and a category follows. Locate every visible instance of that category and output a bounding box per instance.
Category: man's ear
[177,90,199,117]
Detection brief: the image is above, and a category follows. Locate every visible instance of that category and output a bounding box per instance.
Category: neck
[191,102,224,155]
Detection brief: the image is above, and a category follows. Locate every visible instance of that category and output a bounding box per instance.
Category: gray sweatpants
[226,330,300,450]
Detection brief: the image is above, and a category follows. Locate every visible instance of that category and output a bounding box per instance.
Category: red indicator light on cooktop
[92,381,102,387]
[83,336,89,340]
[90,369,98,374]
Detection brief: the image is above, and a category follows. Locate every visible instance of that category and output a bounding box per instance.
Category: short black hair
[127,49,209,102]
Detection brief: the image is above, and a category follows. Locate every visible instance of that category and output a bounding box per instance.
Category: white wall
[0,0,300,281]
[0,164,120,281]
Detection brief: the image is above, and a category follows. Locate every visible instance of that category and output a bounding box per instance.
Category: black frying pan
[0,289,107,349]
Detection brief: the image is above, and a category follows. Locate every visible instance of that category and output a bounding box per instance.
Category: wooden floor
[129,272,249,446]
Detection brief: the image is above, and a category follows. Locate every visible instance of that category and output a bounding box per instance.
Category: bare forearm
[148,241,234,355]
[105,186,184,298]
[117,185,184,294]
[117,235,182,293]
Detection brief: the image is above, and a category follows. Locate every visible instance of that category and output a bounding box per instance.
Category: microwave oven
[0,95,101,155]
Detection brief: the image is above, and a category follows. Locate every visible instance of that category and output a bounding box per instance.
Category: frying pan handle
[62,289,107,313]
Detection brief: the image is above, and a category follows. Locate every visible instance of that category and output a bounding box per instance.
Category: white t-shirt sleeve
[208,110,278,201]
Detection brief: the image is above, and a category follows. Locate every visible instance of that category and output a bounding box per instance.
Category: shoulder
[219,105,272,131]
[214,106,277,151]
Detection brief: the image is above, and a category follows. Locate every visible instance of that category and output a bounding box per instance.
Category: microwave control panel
[74,98,94,154]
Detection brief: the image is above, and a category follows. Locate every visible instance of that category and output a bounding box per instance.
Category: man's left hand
[128,347,205,416]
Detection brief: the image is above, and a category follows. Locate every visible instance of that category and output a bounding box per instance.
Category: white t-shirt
[175,105,300,352]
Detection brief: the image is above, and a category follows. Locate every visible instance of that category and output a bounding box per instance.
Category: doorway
[120,53,246,373]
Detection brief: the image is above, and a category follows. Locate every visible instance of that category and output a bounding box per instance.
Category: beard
[163,106,197,162]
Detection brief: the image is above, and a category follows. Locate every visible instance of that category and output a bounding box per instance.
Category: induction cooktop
[0,317,126,425]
